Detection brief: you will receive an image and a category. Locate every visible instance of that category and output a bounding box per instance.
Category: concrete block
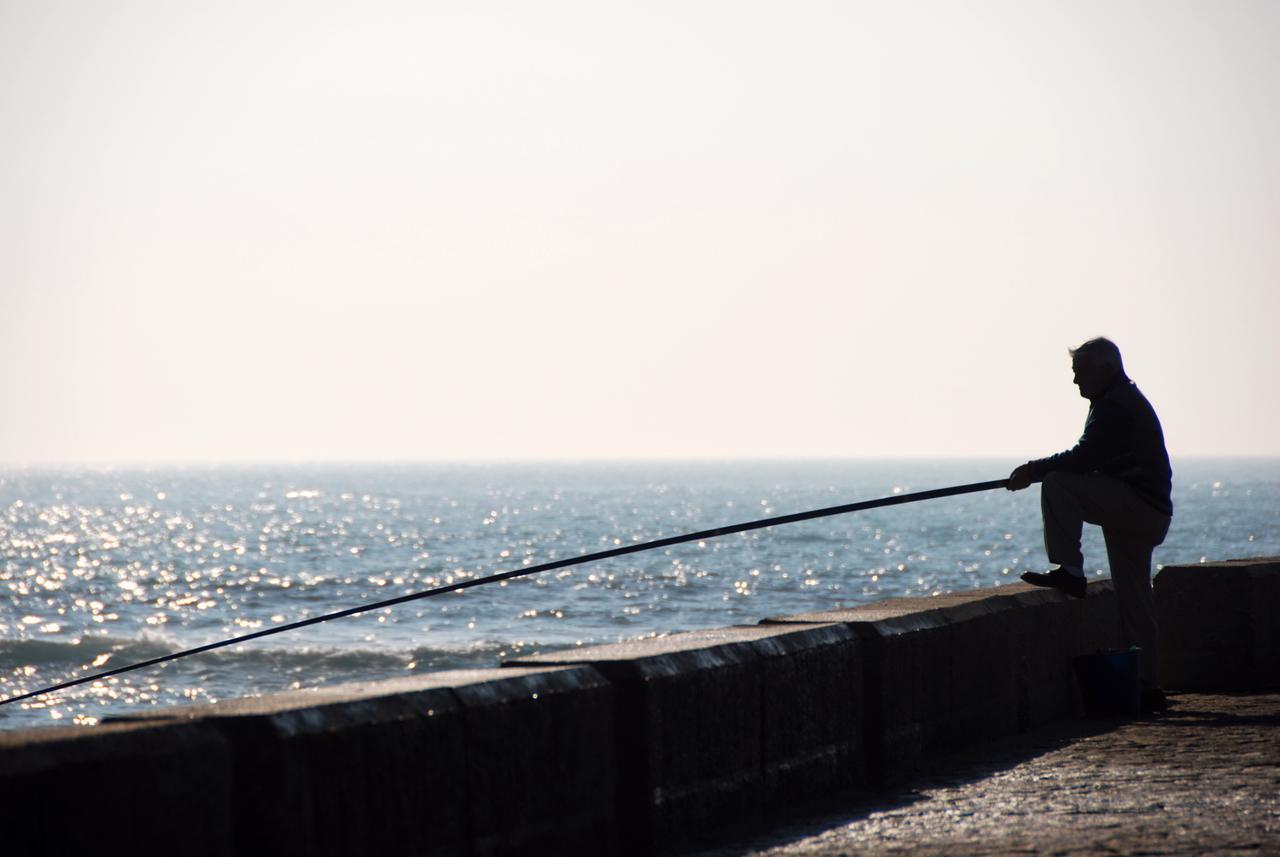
[1252,561,1280,687]
[0,719,233,857]
[960,580,1119,728]
[1156,557,1280,690]
[447,666,618,856]
[997,580,1121,727]
[766,595,986,784]
[509,623,860,854]
[749,624,864,810]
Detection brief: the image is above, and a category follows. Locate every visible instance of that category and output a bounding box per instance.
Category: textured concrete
[446,666,619,856]
[997,581,1122,727]
[688,691,1280,857]
[1157,557,1280,690]
[0,719,233,857]
[509,623,861,855]
[750,623,864,811]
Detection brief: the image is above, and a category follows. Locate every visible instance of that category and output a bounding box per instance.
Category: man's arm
[1031,400,1132,478]
[1006,400,1132,492]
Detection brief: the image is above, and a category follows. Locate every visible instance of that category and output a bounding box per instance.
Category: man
[1007,337,1173,712]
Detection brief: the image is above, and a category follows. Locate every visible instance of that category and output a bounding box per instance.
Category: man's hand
[1007,463,1033,491]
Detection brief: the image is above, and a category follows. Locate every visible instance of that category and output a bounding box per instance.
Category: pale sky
[3,1,1277,464]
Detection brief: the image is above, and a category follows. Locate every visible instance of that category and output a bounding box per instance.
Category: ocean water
[1,458,1276,732]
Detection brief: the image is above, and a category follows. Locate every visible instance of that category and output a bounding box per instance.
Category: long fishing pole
[1,478,1007,707]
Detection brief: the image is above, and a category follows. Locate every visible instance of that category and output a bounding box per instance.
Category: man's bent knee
[1040,470,1085,499]
[1041,470,1066,491]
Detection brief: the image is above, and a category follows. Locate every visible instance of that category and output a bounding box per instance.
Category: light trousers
[1040,471,1172,686]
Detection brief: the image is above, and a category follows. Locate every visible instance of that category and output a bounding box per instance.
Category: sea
[2,458,1276,732]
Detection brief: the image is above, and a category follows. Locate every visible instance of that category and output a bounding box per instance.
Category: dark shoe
[1141,687,1168,714]
[1020,568,1087,599]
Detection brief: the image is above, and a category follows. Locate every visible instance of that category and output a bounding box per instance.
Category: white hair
[1069,337,1124,373]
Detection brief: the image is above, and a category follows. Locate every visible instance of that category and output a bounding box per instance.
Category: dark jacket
[1029,373,1173,517]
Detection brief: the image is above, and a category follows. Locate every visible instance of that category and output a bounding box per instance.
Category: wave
[0,633,556,679]
[0,634,179,669]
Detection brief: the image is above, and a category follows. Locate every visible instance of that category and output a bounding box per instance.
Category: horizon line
[2,453,1276,470]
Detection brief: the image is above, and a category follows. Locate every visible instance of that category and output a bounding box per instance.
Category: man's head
[1069,337,1124,400]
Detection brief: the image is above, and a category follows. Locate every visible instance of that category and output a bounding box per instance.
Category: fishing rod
[1,478,1008,707]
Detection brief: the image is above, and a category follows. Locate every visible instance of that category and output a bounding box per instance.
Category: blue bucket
[1073,649,1141,716]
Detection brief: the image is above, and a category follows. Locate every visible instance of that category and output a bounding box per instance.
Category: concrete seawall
[3,559,1277,856]
[509,622,862,854]
[759,581,1121,787]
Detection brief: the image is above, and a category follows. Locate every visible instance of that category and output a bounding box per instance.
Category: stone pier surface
[687,690,1280,857]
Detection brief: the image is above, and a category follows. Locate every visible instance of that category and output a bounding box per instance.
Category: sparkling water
[2,458,1276,731]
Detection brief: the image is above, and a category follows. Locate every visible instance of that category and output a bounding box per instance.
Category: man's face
[1071,355,1109,400]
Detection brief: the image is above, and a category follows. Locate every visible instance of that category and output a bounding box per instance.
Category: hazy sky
[3,1,1277,464]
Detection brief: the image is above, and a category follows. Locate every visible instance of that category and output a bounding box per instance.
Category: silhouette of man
[1007,337,1172,711]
